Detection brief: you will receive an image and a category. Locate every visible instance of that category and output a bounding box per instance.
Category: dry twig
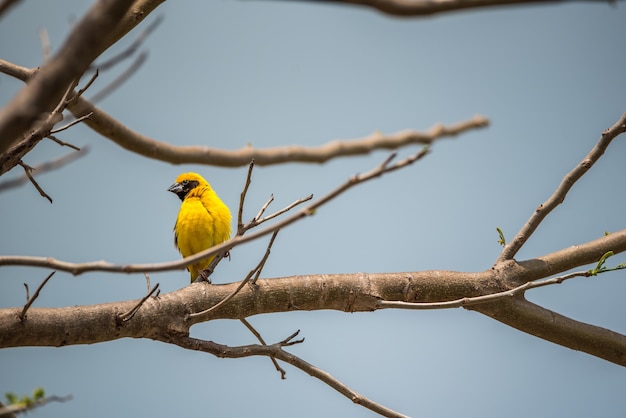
[19,271,55,321]
[377,270,590,310]
[18,161,53,203]
[240,317,287,379]
[117,283,160,323]
[0,147,88,192]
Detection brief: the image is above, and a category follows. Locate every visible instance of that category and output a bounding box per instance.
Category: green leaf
[496,227,506,247]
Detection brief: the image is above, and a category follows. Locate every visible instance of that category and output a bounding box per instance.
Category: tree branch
[282,0,621,17]
[0,0,136,154]
[156,331,409,418]
[470,296,626,366]
[0,59,489,167]
[497,112,626,263]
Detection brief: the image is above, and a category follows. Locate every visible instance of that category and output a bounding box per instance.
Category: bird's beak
[167,182,183,195]
[168,182,188,201]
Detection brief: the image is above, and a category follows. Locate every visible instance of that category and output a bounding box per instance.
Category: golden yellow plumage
[168,172,231,282]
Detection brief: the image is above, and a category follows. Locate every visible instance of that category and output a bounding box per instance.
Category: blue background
[1,1,626,417]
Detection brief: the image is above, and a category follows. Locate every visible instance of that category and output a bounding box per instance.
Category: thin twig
[254,194,274,224]
[240,194,313,235]
[19,271,55,321]
[251,230,279,284]
[47,135,81,150]
[70,69,100,106]
[18,160,53,203]
[240,317,287,379]
[377,270,589,310]
[49,112,93,134]
[0,149,430,274]
[237,160,255,232]
[117,283,160,323]
[0,147,88,192]
[497,112,626,263]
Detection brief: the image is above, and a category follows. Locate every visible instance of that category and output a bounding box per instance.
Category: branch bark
[2,228,625,365]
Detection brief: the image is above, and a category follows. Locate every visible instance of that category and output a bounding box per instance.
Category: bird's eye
[182,180,189,186]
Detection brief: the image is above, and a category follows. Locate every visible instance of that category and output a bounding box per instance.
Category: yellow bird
[168,172,232,282]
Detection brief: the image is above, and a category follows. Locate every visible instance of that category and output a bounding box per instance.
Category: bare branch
[497,112,626,263]
[237,159,255,230]
[19,271,55,321]
[18,161,53,203]
[0,150,430,275]
[471,296,626,366]
[240,194,313,235]
[3,254,626,365]
[72,106,486,166]
[49,112,92,134]
[158,332,409,418]
[0,72,82,176]
[47,135,82,150]
[282,0,621,17]
[1,59,488,167]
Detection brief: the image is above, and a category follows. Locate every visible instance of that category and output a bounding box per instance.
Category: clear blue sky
[1,1,626,417]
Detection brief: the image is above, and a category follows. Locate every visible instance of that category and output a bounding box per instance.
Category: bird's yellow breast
[175,197,217,258]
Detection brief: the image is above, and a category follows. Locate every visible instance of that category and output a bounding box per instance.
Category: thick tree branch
[286,0,621,17]
[470,296,626,366]
[2,249,625,365]
[0,0,136,154]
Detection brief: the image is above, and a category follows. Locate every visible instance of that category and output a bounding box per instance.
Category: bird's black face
[168,179,199,201]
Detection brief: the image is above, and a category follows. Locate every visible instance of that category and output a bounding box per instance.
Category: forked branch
[497,112,626,263]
